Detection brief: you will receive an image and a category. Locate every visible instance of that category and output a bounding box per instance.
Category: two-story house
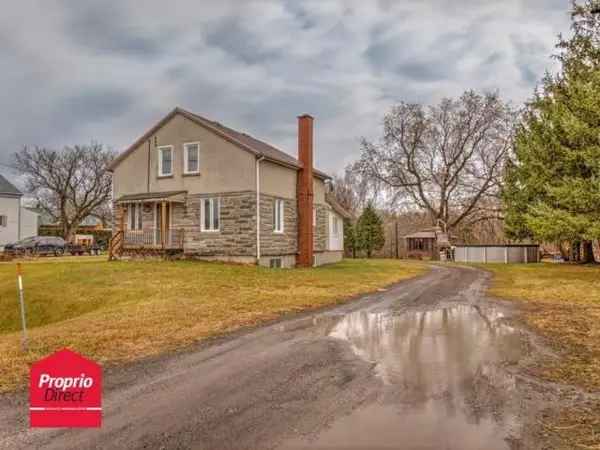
[109,108,350,267]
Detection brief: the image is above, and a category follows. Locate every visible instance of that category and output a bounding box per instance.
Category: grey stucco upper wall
[112,112,329,204]
[113,113,256,197]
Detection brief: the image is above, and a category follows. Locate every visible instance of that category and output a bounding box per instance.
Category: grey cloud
[0,0,572,175]
[63,2,170,58]
[283,1,317,30]
[203,17,282,65]
[56,88,137,124]
[511,35,551,85]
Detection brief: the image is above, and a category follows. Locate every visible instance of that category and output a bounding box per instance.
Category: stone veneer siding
[113,192,334,264]
[313,203,328,253]
[183,191,257,256]
[260,194,298,256]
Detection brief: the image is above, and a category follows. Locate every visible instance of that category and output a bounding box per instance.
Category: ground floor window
[201,197,220,232]
[332,215,339,236]
[273,199,284,233]
[0,215,6,227]
[128,204,142,230]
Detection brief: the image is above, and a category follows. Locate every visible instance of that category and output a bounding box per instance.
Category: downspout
[256,155,265,264]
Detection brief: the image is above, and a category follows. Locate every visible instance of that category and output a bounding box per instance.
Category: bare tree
[14,143,114,240]
[357,91,515,231]
[330,164,371,216]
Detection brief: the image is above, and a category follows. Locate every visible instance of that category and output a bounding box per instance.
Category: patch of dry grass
[483,262,600,448]
[484,263,600,390]
[0,258,426,392]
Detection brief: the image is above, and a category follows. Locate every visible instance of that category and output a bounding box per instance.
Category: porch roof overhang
[115,190,187,204]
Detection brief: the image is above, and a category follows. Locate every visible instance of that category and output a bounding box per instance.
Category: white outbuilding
[0,174,39,249]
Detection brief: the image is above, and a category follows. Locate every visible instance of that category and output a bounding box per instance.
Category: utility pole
[395,221,400,259]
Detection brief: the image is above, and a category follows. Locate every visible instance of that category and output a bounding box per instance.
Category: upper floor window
[128,204,142,230]
[201,197,220,232]
[158,145,173,177]
[273,199,284,233]
[0,215,6,227]
[184,142,200,174]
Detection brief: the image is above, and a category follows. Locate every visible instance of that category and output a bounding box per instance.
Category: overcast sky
[1,0,572,177]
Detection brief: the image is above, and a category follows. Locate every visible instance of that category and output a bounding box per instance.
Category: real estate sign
[30,348,102,427]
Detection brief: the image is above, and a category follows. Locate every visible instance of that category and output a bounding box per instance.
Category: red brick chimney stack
[297,114,314,268]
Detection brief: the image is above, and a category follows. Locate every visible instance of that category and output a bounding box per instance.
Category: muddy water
[280,304,523,450]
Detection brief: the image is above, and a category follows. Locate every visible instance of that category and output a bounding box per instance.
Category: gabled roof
[109,107,330,180]
[325,193,353,220]
[0,174,22,197]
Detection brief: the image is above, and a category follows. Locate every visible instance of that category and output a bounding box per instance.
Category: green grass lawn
[0,258,426,392]
[483,262,600,449]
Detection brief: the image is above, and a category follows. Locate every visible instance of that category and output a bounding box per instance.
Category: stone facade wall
[112,192,339,265]
[260,194,298,256]
[183,191,257,257]
[314,203,328,253]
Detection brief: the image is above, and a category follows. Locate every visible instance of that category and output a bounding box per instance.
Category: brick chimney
[296,114,314,268]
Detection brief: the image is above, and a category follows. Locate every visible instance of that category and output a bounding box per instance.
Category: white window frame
[183,142,200,175]
[128,203,142,230]
[332,215,339,236]
[273,199,285,233]
[200,197,220,232]
[157,145,174,177]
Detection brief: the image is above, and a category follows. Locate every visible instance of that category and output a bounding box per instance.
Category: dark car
[5,236,66,256]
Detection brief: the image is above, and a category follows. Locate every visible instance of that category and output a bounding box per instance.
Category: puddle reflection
[281,305,522,450]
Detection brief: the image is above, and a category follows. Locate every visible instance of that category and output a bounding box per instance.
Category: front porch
[109,191,187,259]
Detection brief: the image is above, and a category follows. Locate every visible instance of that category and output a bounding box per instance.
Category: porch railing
[123,228,184,249]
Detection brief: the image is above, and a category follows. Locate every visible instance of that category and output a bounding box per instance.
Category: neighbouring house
[108,107,351,267]
[0,174,40,249]
[405,226,453,260]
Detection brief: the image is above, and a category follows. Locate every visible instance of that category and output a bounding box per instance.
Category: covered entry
[113,190,186,252]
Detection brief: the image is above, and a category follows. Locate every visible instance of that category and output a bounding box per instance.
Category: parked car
[4,236,66,256]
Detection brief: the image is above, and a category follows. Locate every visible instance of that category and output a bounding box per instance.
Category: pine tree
[503,1,600,262]
[356,203,385,258]
[343,219,359,258]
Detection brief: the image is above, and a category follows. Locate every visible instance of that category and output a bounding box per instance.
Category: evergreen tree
[503,1,600,262]
[356,203,385,258]
[343,219,359,258]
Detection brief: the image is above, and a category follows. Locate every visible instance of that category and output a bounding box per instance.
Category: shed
[405,227,453,260]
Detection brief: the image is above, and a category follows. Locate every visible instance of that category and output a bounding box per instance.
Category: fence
[453,245,539,264]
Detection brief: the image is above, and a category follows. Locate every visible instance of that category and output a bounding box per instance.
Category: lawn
[483,263,600,448]
[0,258,426,392]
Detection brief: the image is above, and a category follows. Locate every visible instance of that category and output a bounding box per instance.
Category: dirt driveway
[0,265,558,449]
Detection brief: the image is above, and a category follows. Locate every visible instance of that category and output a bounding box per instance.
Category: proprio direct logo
[30,348,102,427]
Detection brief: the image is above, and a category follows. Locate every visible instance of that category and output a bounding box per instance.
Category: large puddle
[280,304,523,450]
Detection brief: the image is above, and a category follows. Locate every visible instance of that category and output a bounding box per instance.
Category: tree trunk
[558,241,570,261]
[581,240,596,264]
[63,222,77,243]
[571,241,581,262]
